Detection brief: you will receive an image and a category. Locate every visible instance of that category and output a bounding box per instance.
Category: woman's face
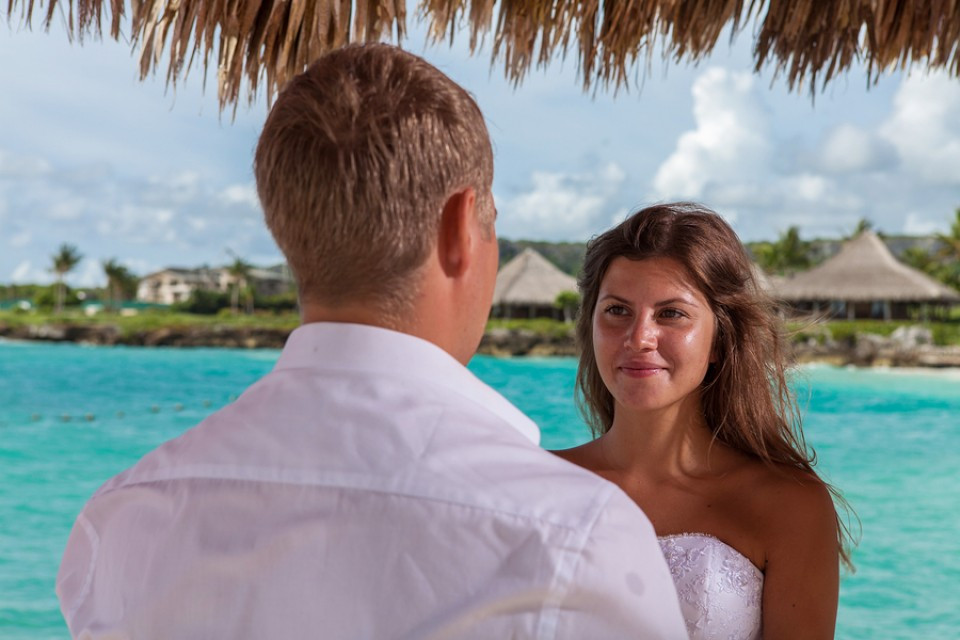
[592,256,716,417]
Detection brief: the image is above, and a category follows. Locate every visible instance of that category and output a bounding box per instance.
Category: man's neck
[300,301,404,332]
[299,299,475,365]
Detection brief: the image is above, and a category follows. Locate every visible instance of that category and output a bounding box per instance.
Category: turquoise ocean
[1,339,958,639]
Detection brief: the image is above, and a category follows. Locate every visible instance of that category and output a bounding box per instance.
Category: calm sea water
[1,340,958,639]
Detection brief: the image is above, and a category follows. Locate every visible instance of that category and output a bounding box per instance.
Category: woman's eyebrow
[655,296,700,307]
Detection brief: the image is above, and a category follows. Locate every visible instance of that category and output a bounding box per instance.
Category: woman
[555,203,853,639]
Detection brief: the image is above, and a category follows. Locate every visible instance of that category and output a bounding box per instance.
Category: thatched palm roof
[774,230,960,303]
[9,1,960,110]
[494,247,577,306]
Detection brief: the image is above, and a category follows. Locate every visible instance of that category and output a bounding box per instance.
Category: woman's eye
[660,308,686,319]
[604,304,629,316]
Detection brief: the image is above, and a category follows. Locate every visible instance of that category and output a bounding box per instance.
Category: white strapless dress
[658,533,763,640]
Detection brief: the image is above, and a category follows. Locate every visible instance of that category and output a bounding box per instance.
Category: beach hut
[493,248,578,320]
[773,231,960,320]
[11,2,958,109]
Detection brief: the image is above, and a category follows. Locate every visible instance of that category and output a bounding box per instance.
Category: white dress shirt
[58,323,687,639]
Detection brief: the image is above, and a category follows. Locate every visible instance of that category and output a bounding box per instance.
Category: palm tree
[936,207,960,262]
[226,255,253,315]
[51,243,83,314]
[852,218,875,237]
[754,226,811,276]
[102,259,135,312]
[934,207,960,291]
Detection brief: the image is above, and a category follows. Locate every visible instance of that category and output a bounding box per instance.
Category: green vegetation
[751,226,813,275]
[0,308,300,337]
[101,259,139,311]
[51,243,83,314]
[498,239,586,276]
[787,319,960,347]
[486,318,574,339]
[901,208,960,292]
[554,291,581,323]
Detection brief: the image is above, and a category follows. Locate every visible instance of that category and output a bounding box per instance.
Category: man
[57,44,687,639]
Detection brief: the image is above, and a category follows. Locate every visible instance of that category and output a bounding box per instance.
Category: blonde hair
[576,203,856,570]
[255,44,494,316]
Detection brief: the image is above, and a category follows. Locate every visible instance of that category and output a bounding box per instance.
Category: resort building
[772,231,960,320]
[137,265,294,305]
[492,248,579,320]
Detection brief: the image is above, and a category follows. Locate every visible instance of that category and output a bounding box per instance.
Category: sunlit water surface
[2,340,958,639]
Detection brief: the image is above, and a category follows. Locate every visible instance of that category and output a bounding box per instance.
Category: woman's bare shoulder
[549,441,601,468]
[744,463,838,543]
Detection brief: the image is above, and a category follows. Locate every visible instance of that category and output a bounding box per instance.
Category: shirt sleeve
[551,486,689,639]
[56,512,99,634]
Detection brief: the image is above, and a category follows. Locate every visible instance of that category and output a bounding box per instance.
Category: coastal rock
[890,326,933,348]
[478,327,576,357]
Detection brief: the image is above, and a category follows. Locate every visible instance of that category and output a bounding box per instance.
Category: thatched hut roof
[494,248,577,306]
[10,1,960,109]
[774,230,960,303]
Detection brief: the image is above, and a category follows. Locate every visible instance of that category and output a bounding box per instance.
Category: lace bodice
[658,533,763,640]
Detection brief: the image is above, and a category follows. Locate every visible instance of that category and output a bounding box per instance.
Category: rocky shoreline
[3,322,960,368]
[0,323,291,349]
[479,324,960,368]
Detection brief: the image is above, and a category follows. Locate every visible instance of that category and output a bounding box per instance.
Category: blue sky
[1,15,959,287]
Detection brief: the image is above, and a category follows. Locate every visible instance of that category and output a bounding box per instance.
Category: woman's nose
[625,318,657,351]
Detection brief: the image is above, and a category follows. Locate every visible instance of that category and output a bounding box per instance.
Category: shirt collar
[274,322,541,445]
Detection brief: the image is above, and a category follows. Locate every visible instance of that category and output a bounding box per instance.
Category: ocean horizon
[1,339,958,639]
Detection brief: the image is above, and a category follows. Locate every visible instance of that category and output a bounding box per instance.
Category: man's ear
[436,187,477,278]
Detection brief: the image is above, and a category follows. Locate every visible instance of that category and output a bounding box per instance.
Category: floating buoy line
[11,395,241,427]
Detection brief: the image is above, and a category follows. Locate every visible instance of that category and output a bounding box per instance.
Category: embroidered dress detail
[658,533,763,640]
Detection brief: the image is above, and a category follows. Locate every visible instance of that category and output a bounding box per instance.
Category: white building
[136,265,294,305]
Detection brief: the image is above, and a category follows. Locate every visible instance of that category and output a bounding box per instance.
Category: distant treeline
[498,239,587,277]
[500,214,960,294]
[500,234,947,277]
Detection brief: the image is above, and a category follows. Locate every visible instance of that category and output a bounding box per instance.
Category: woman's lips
[618,363,666,378]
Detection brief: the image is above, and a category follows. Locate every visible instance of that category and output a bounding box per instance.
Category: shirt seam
[266,364,539,444]
[536,481,616,639]
[64,512,100,623]
[93,466,605,535]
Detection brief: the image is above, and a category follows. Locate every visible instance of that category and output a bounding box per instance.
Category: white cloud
[0,149,51,177]
[643,66,960,242]
[0,146,282,283]
[497,163,627,240]
[879,70,960,185]
[818,124,897,174]
[10,260,47,284]
[74,259,105,288]
[652,68,770,200]
[903,212,945,235]
[220,183,260,208]
[9,231,31,248]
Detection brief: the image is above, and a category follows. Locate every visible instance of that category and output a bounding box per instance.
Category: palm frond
[8,0,960,109]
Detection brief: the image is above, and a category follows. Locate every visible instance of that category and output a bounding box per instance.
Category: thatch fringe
[7,0,960,109]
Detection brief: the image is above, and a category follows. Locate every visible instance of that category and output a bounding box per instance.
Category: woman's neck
[600,396,728,480]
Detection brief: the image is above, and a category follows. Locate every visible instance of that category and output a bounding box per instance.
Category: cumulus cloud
[220,183,260,208]
[880,70,960,185]
[9,231,31,248]
[10,260,46,284]
[496,163,627,240]
[0,148,282,285]
[652,69,771,201]
[903,212,945,235]
[817,124,898,174]
[646,66,958,241]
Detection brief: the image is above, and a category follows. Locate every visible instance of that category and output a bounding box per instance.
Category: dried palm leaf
[6,0,959,110]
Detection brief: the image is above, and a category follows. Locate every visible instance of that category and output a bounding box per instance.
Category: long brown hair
[575,202,856,569]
